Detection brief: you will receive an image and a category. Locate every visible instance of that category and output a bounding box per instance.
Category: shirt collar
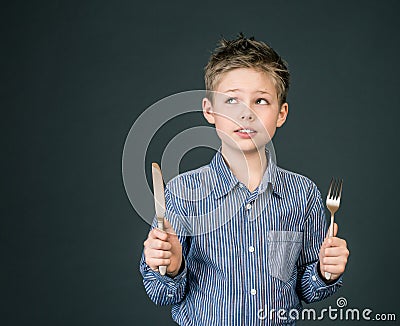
[260,157,284,198]
[209,146,283,199]
[209,147,238,199]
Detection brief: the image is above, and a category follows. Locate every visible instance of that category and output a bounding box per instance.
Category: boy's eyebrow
[257,90,272,95]
[221,88,240,93]
[221,88,272,95]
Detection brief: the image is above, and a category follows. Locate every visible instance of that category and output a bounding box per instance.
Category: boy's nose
[240,110,255,121]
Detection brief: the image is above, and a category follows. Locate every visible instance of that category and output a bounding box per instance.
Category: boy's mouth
[234,128,257,134]
[234,128,257,138]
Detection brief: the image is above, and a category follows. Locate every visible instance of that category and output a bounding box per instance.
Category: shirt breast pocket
[267,230,303,283]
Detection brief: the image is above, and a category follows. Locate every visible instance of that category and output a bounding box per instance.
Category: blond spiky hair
[204,33,290,105]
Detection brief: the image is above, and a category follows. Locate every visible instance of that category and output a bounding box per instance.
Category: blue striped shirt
[140,147,343,325]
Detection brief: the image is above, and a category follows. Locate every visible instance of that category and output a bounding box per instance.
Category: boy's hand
[143,219,183,278]
[319,223,349,281]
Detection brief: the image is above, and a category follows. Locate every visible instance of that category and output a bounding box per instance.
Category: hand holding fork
[324,178,343,281]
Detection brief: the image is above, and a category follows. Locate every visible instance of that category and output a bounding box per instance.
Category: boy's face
[202,68,288,155]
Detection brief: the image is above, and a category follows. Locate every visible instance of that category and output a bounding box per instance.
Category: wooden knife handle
[157,217,167,276]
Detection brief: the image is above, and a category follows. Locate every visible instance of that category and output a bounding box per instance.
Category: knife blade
[151,162,167,276]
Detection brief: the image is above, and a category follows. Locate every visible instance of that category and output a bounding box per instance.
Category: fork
[324,177,343,280]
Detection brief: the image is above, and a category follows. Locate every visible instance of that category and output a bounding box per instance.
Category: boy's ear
[202,97,215,124]
[276,102,289,128]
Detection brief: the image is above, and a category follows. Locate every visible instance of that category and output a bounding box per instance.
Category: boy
[140,34,349,325]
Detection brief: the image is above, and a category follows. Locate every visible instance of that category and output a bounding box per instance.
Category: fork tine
[327,177,334,199]
[336,179,343,200]
[330,178,343,200]
[333,178,340,199]
[332,177,338,199]
[328,177,343,200]
[334,178,341,200]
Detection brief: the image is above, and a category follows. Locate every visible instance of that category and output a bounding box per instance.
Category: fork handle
[328,214,335,238]
[324,214,335,280]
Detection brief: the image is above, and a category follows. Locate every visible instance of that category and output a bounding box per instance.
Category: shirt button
[312,275,317,281]
[245,203,252,210]
[250,289,257,295]
[249,246,255,252]
[239,183,244,188]
[167,293,174,297]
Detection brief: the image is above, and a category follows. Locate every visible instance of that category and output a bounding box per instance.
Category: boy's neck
[220,145,267,192]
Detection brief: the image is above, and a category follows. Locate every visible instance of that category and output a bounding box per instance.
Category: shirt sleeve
[139,250,188,306]
[295,181,344,304]
[139,183,190,306]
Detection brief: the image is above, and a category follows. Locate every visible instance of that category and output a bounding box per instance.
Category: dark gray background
[1,0,399,325]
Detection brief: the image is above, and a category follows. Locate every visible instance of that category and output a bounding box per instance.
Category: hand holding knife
[151,162,167,276]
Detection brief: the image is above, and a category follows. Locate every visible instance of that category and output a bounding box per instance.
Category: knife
[151,162,167,276]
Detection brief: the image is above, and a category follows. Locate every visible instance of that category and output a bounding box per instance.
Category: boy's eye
[226,97,238,104]
[256,98,269,105]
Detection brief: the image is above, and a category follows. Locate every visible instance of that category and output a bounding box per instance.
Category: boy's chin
[224,142,268,154]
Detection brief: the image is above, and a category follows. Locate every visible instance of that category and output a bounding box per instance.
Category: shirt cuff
[143,260,187,286]
[311,262,344,289]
